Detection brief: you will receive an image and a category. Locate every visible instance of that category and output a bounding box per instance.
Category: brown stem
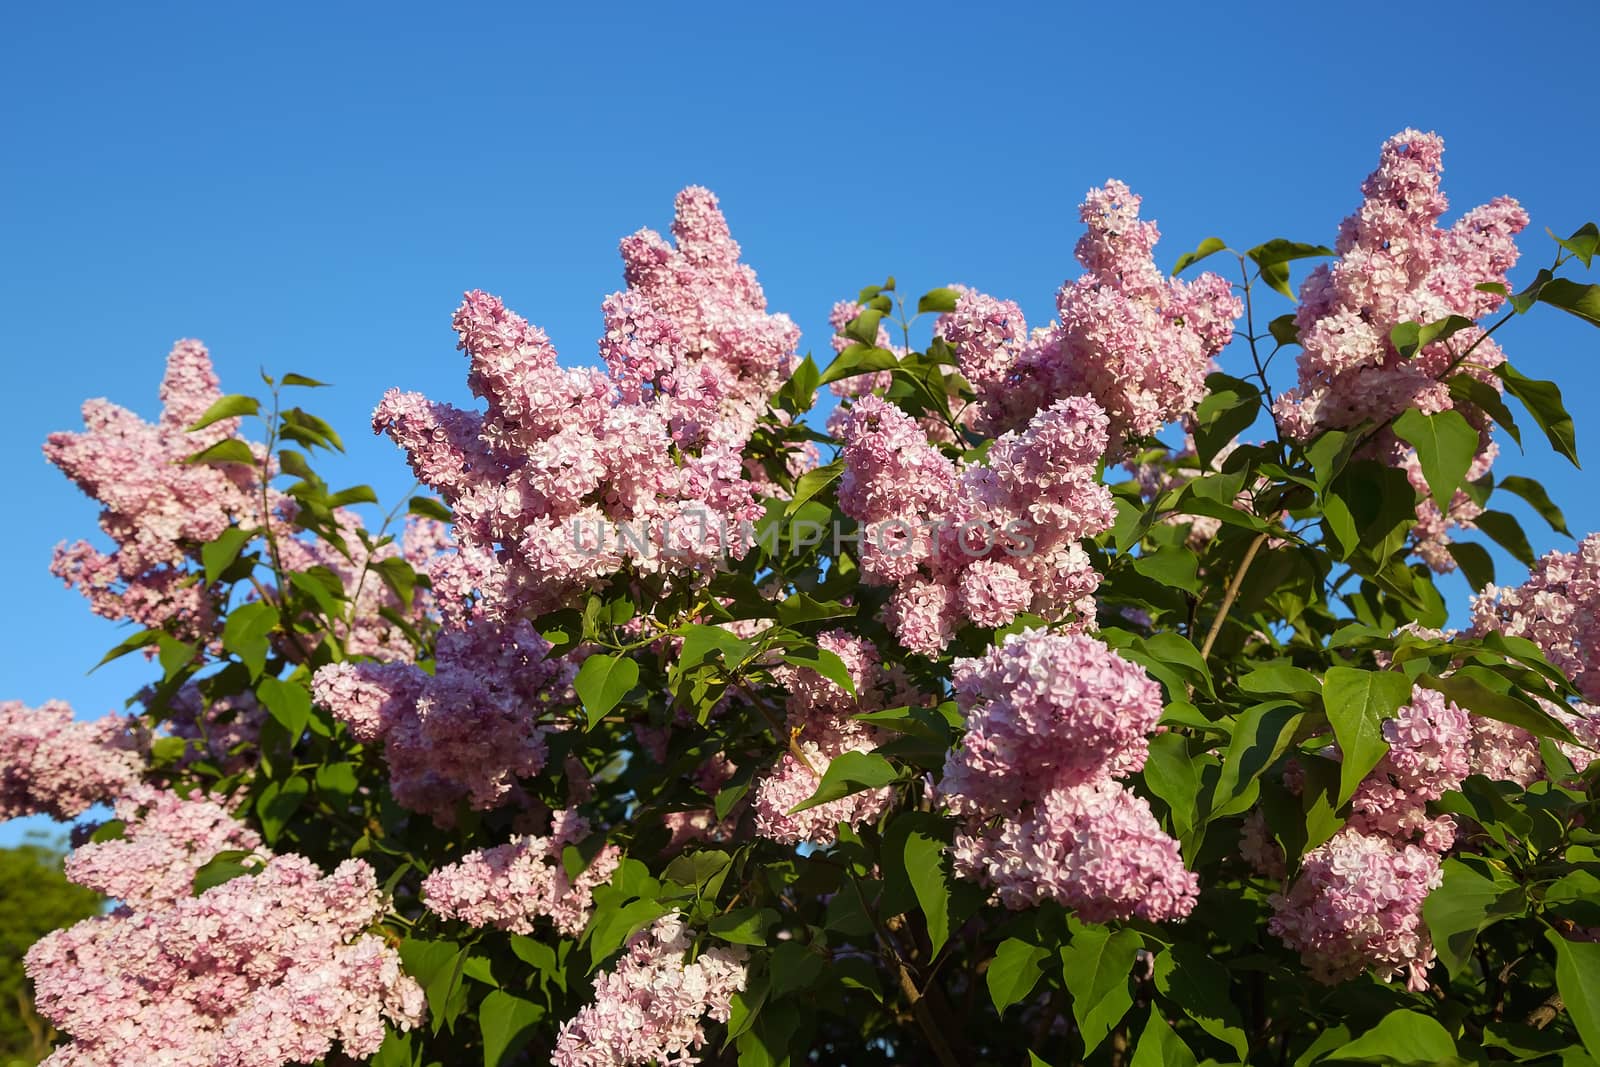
[848,874,962,1067]
[1200,531,1269,660]
[737,682,817,774]
[1527,992,1565,1030]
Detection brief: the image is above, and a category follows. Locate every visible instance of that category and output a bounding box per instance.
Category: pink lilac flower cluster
[1471,533,1600,702]
[0,700,146,822]
[1270,131,1528,569]
[44,341,261,639]
[421,808,622,938]
[1274,130,1527,443]
[939,182,1240,449]
[44,339,442,662]
[312,615,575,825]
[552,913,748,1067]
[751,630,917,844]
[939,630,1198,922]
[63,784,262,908]
[837,394,1116,654]
[1268,686,1472,990]
[374,187,799,622]
[28,808,424,1067]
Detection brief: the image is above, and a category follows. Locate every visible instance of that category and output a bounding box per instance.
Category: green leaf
[1131,632,1215,700]
[1247,238,1334,299]
[1192,374,1262,467]
[1447,373,1522,447]
[328,483,379,508]
[1060,924,1141,1054]
[1151,943,1248,1060]
[1388,315,1475,360]
[574,653,640,730]
[1393,408,1479,509]
[782,647,856,698]
[256,676,311,739]
[288,569,346,621]
[185,438,258,467]
[280,372,330,388]
[1326,1009,1460,1064]
[1446,541,1495,590]
[903,830,951,955]
[1420,669,1577,743]
[1498,474,1572,537]
[1142,733,1202,839]
[1474,509,1536,566]
[987,938,1050,1014]
[784,459,844,517]
[1323,668,1411,805]
[192,849,261,894]
[844,307,885,345]
[1172,236,1227,275]
[1499,363,1579,467]
[202,526,253,584]
[585,898,669,968]
[709,907,779,946]
[1238,664,1323,696]
[817,343,899,387]
[676,624,754,674]
[1422,857,1525,978]
[1210,701,1303,818]
[398,938,467,1035]
[187,393,260,431]
[1538,277,1600,326]
[408,496,452,522]
[255,776,309,844]
[1131,1004,1200,1067]
[1269,313,1300,347]
[1549,929,1600,1055]
[221,600,278,678]
[373,556,418,609]
[788,751,897,814]
[1555,222,1599,267]
[917,286,963,313]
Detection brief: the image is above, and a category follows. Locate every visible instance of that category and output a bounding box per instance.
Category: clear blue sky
[4,2,1599,845]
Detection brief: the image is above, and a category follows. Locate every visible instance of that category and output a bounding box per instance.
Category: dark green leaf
[1393,408,1479,509]
[1422,857,1525,978]
[574,653,640,729]
[187,394,260,431]
[1326,1009,1460,1065]
[784,459,844,517]
[987,938,1050,1014]
[1497,475,1572,537]
[788,751,897,814]
[1172,236,1227,275]
[1131,1005,1199,1067]
[1474,509,1536,566]
[202,527,253,584]
[1555,222,1599,267]
[185,438,257,467]
[1538,277,1600,326]
[257,676,311,739]
[1498,363,1579,466]
[1060,924,1141,1054]
[709,907,779,946]
[903,830,951,955]
[1323,668,1410,805]
[917,286,962,313]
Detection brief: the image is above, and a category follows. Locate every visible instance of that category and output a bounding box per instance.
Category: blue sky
[4,2,1599,845]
